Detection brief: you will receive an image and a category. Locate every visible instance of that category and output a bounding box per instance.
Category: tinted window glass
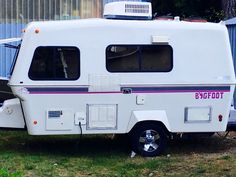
[29,47,80,80]
[106,46,139,72]
[106,45,173,72]
[141,45,172,72]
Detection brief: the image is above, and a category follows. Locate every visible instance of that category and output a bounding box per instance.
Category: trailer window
[29,47,80,80]
[106,45,173,72]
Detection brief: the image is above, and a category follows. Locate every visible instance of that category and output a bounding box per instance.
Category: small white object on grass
[149,172,154,177]
[130,151,136,158]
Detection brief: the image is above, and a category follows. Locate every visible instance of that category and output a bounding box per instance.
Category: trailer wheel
[131,123,167,157]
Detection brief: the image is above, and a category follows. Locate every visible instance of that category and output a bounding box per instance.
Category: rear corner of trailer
[213,23,236,131]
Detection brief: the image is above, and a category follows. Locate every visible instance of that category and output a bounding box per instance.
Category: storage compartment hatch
[87,104,117,129]
[185,106,212,123]
[46,109,73,130]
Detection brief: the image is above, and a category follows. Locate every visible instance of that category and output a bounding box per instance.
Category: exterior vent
[125,4,150,14]
[104,1,152,20]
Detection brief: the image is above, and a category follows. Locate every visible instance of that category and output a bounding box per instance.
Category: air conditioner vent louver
[125,4,150,14]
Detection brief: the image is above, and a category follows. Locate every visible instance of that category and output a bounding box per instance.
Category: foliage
[0,168,21,177]
[152,0,224,22]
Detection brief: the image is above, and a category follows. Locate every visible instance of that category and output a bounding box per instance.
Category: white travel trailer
[0,1,235,156]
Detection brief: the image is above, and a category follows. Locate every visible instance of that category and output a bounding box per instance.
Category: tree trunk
[222,0,236,19]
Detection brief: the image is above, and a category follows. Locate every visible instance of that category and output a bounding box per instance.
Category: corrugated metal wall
[227,25,236,67]
[0,0,102,77]
[226,24,236,107]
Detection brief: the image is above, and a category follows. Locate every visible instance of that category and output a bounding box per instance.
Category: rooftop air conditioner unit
[103,1,152,20]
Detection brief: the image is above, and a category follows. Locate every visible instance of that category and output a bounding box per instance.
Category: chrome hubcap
[139,130,160,152]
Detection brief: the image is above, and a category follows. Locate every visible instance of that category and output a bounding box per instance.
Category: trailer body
[0,1,235,156]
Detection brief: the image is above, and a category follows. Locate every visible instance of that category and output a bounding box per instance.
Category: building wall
[0,0,102,77]
[227,25,236,67]
[226,24,236,107]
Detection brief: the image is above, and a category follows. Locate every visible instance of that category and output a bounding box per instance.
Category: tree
[152,0,224,22]
[222,0,236,19]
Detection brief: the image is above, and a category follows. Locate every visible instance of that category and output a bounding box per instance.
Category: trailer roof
[25,18,226,33]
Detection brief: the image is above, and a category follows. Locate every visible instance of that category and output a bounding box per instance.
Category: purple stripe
[30,91,122,94]
[29,90,230,94]
[132,90,230,93]
[27,86,231,94]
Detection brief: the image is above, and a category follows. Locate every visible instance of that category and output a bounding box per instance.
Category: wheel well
[129,120,170,136]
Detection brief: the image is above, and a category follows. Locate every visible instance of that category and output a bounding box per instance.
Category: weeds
[0,131,234,177]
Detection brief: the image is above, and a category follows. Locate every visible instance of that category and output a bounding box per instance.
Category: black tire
[131,123,167,157]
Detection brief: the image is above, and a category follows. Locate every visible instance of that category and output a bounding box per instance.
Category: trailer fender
[126,110,171,133]
[0,98,25,128]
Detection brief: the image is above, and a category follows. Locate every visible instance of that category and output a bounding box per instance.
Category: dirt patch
[228,131,236,138]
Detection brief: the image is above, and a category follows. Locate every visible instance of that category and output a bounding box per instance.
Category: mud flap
[0,98,25,128]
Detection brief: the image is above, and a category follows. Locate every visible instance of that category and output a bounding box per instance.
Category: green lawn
[0,131,235,177]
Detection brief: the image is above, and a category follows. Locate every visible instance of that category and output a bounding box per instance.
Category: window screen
[29,47,80,80]
[106,45,173,72]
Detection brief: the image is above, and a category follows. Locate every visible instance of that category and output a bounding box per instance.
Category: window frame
[106,44,173,73]
[28,46,80,81]
[10,43,21,77]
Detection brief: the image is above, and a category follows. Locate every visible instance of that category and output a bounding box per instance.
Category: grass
[0,131,234,177]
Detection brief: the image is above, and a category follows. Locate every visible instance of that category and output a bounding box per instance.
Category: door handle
[122,88,132,94]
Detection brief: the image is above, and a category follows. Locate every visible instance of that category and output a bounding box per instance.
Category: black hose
[79,122,82,139]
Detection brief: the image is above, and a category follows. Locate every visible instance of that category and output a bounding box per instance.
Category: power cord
[75,122,83,149]
[79,122,82,139]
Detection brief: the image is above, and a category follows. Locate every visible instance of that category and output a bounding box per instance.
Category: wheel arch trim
[126,110,171,133]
